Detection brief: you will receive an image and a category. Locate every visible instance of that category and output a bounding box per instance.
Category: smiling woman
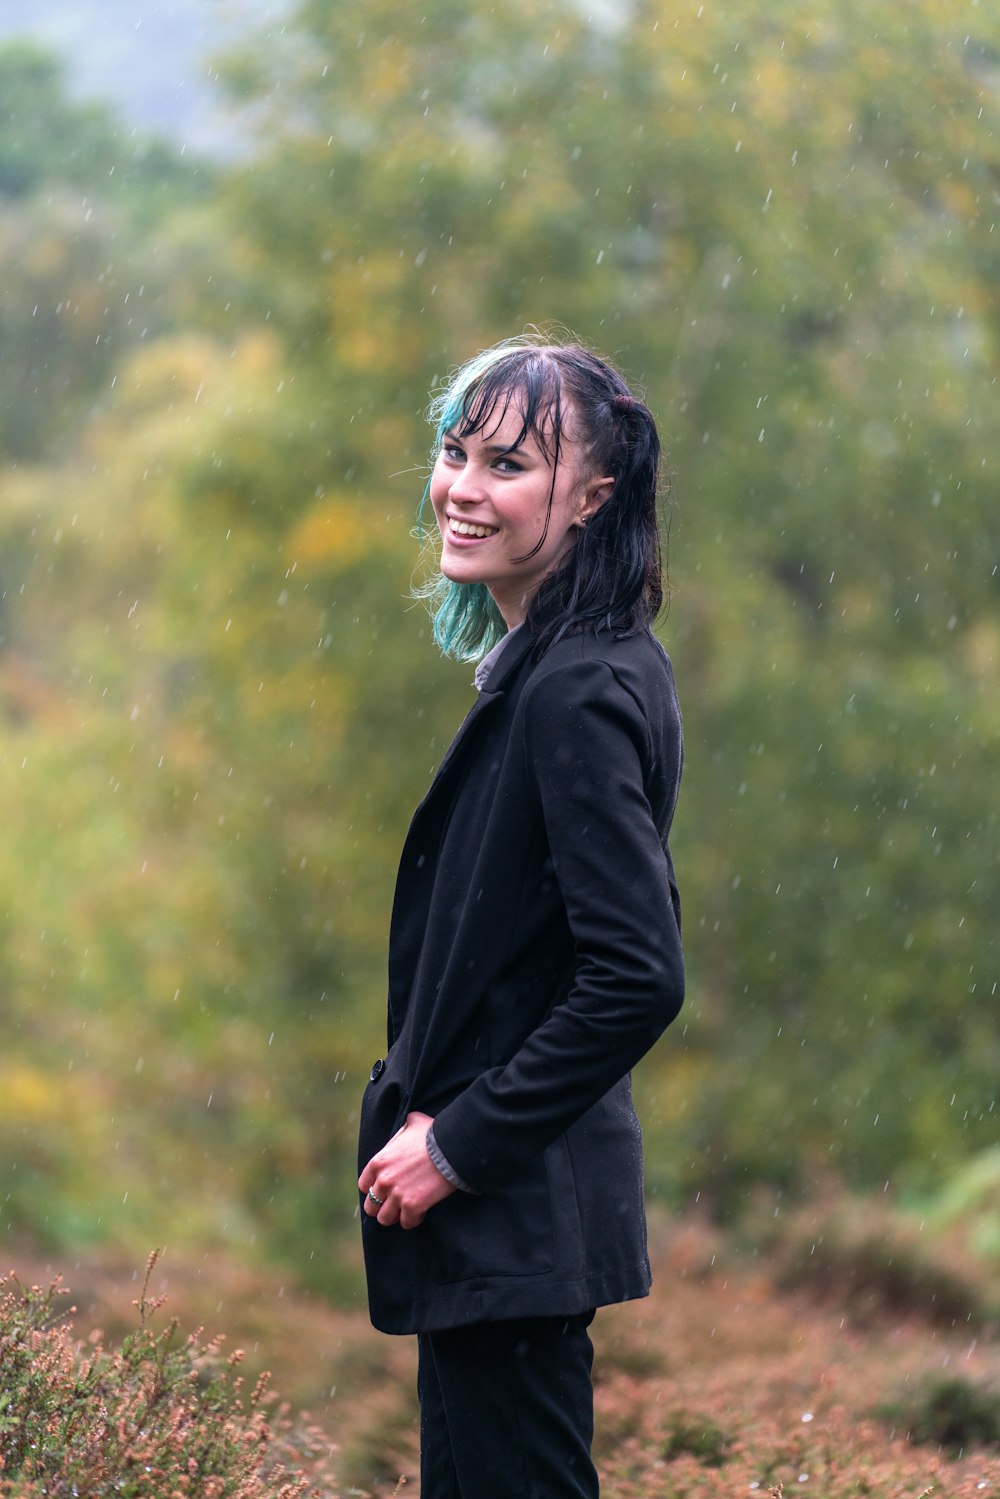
[430,400,613,627]
[356,335,685,1498]
[414,339,665,662]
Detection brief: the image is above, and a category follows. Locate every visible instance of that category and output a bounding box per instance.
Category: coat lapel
[387,629,537,1039]
[417,628,535,799]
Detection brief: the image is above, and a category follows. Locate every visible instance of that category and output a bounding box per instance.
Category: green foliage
[0,41,228,461]
[660,1412,731,1467]
[914,1146,1000,1259]
[878,1375,1000,1453]
[762,1195,995,1328]
[0,41,212,210]
[0,1259,317,1497]
[0,43,127,198]
[1,0,999,1281]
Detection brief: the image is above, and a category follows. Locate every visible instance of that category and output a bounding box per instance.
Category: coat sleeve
[431,655,684,1194]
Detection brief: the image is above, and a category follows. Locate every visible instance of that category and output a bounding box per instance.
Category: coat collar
[478,625,535,696]
[424,628,536,793]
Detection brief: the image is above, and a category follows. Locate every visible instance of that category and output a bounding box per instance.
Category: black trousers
[416,1312,599,1499]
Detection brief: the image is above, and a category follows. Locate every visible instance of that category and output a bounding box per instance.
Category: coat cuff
[426,1123,479,1194]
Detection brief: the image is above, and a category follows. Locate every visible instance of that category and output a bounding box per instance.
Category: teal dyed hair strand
[413,340,541,662]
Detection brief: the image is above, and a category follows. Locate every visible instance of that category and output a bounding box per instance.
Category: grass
[3,1201,1000,1497]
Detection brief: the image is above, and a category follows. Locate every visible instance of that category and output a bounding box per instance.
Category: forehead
[452,373,582,463]
[459,397,554,454]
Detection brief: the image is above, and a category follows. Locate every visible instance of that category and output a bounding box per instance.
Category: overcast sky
[0,0,289,153]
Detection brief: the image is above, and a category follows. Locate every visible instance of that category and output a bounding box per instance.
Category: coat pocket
[429,1150,554,1284]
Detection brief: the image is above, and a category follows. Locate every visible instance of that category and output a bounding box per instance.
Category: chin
[439,549,483,584]
[440,562,481,586]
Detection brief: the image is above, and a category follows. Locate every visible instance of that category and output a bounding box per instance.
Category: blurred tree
[0,41,208,207]
[218,0,1000,1208]
[0,0,998,1285]
[0,41,232,460]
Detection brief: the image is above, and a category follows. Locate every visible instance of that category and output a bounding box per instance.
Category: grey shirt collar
[474,624,523,692]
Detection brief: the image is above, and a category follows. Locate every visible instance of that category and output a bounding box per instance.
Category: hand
[358,1111,457,1230]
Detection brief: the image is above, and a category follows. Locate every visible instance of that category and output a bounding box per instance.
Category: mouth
[447,517,499,539]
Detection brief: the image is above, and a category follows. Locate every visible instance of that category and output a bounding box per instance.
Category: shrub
[877,1375,1000,1455]
[764,1195,990,1329]
[660,1411,731,1467]
[0,1254,318,1497]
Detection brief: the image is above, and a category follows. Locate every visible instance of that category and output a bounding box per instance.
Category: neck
[488,586,531,631]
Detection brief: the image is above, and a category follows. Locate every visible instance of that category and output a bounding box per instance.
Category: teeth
[449,518,498,538]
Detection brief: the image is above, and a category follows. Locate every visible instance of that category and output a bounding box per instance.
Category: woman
[357,336,684,1497]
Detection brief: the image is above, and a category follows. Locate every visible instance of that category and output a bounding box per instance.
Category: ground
[10,1208,1000,1497]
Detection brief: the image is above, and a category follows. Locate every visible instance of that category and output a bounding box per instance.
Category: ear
[574,475,615,527]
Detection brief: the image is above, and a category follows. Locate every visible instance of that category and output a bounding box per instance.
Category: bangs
[435,349,565,465]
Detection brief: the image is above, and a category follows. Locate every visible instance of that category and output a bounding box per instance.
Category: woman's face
[429,397,610,629]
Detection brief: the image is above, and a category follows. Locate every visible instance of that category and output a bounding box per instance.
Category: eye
[494,454,524,474]
[440,442,465,464]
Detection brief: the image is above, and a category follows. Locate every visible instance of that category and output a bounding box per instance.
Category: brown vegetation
[5,1205,999,1497]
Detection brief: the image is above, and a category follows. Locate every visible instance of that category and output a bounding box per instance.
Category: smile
[448,518,499,539]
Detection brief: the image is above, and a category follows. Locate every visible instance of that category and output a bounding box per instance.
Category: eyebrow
[443,429,530,456]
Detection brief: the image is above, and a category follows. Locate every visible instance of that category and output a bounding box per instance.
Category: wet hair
[414,335,665,660]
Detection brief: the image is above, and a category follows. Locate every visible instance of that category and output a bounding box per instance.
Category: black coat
[358,625,684,1334]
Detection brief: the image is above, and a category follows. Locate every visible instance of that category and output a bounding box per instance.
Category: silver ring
[367,1187,385,1206]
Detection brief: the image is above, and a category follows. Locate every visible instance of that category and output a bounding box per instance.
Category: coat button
[369,1058,386,1082]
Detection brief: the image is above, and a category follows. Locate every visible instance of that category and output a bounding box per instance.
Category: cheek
[428,466,449,516]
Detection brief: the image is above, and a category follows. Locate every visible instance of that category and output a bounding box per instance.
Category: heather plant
[6,1209,1000,1499]
[582,1216,1000,1499]
[0,1256,333,1498]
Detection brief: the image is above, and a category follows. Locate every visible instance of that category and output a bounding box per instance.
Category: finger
[362,1183,386,1216]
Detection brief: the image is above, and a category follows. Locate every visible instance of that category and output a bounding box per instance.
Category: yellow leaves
[750,57,799,126]
[0,1064,103,1138]
[287,496,373,569]
[113,329,284,422]
[938,180,980,222]
[961,619,999,684]
[365,39,413,104]
[114,333,227,417]
[233,328,287,381]
[329,256,425,375]
[1,1065,57,1124]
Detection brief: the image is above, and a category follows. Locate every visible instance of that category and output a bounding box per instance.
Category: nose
[448,477,481,506]
[445,460,486,506]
